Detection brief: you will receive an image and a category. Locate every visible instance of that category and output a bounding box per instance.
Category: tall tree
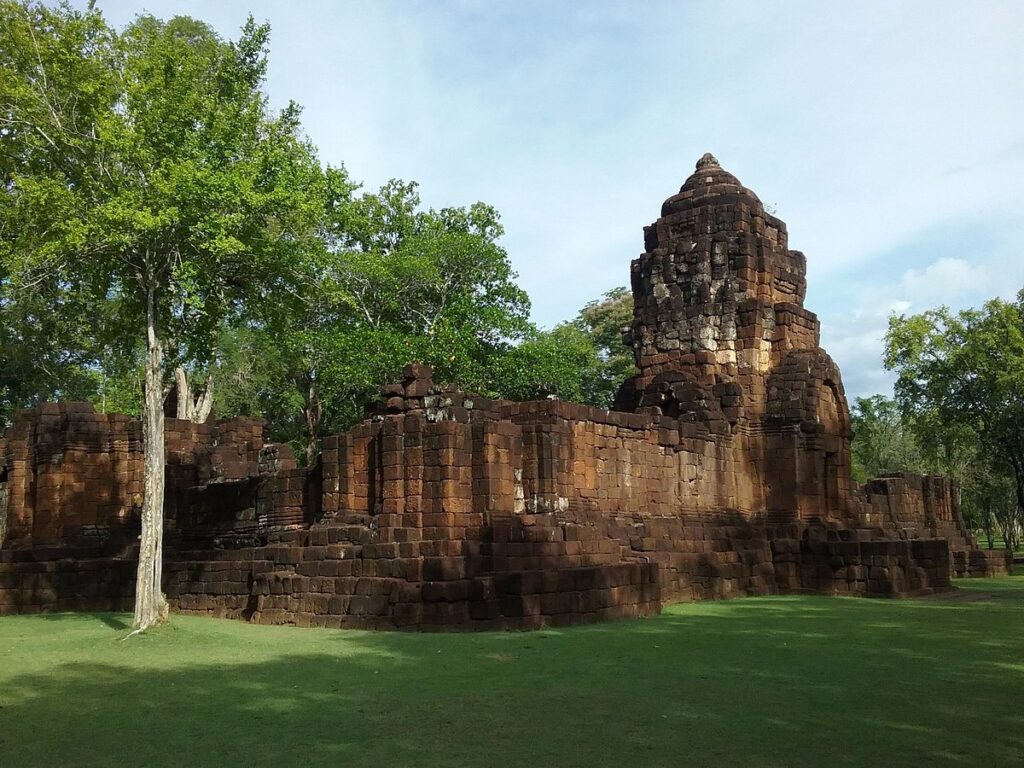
[850,395,928,482]
[0,2,324,630]
[885,293,1024,549]
[332,179,532,394]
[573,286,634,407]
[228,178,534,462]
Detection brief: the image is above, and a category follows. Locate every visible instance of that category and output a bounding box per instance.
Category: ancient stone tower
[617,153,854,519]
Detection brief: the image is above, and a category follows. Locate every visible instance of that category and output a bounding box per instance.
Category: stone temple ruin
[0,155,1012,628]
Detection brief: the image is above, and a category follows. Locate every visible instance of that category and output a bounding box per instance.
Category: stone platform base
[1,524,963,630]
[953,548,1014,578]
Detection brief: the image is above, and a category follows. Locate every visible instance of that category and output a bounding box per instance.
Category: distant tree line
[854,293,1024,551]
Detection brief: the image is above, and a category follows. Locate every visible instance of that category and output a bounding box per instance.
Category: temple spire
[695,152,719,170]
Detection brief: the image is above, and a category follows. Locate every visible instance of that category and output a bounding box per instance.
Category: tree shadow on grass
[97,613,130,631]
[0,583,1022,768]
[38,611,130,631]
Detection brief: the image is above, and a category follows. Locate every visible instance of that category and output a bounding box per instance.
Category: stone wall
[0,403,142,549]
[0,403,310,551]
[0,549,135,615]
[862,474,1012,577]
[0,380,958,628]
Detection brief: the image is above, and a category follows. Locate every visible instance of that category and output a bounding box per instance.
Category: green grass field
[1,578,1022,768]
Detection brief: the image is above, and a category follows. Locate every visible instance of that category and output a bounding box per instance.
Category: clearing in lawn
[0,577,1022,768]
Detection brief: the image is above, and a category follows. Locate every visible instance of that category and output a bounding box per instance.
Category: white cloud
[818,240,1024,400]
[898,258,991,306]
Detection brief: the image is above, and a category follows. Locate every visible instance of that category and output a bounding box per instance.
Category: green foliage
[330,180,532,391]
[575,286,633,363]
[1,0,324,388]
[0,0,331,440]
[885,292,1024,549]
[205,177,535,460]
[482,284,637,408]
[0,279,99,423]
[850,395,927,482]
[493,323,605,403]
[0,1,654,470]
[0,1,642,452]
[0,1,113,423]
[885,294,1024,472]
[573,286,635,407]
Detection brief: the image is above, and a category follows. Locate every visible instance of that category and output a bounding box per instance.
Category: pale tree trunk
[982,504,995,550]
[174,366,214,423]
[133,285,169,632]
[194,376,214,423]
[302,373,322,466]
[1006,458,1024,551]
[1015,477,1024,551]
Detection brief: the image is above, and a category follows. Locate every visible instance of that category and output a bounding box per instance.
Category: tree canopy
[0,2,634,465]
[882,293,1024,550]
[573,286,634,407]
[1,0,327,629]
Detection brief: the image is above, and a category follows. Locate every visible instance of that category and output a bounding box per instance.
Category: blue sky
[78,0,1024,399]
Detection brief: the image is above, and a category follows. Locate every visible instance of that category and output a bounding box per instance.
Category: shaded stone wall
[863,474,1012,577]
[0,477,9,548]
[0,404,143,549]
[0,403,307,550]
[0,380,956,628]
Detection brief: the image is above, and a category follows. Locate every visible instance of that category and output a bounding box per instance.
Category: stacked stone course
[862,474,1012,577]
[0,154,1010,628]
[0,403,143,549]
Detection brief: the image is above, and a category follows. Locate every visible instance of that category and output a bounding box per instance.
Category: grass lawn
[1,578,1022,768]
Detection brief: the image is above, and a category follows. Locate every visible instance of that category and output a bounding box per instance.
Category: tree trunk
[194,375,214,423]
[1009,510,1022,552]
[174,366,190,420]
[174,366,214,423]
[133,286,169,632]
[303,373,322,467]
[1015,486,1024,550]
[1008,460,1024,551]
